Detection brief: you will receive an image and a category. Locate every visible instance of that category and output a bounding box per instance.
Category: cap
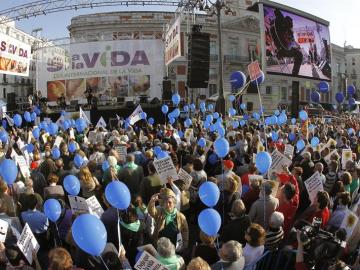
[223,160,234,170]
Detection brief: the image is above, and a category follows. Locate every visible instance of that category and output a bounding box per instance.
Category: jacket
[249,195,279,230]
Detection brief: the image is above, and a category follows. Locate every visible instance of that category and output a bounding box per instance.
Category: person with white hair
[156,237,185,270]
[265,211,284,251]
[211,240,245,270]
[102,155,122,186]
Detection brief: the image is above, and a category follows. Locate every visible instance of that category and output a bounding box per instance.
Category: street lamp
[190,0,232,115]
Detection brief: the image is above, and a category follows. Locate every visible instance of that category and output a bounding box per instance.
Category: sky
[1,0,359,48]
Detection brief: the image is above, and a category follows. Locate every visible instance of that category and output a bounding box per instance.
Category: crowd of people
[1,104,360,270]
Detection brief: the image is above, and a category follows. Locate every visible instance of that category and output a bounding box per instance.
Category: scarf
[120,220,140,232]
[125,161,138,170]
[157,255,179,270]
[164,208,177,225]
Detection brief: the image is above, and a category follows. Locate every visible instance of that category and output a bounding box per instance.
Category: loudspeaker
[291,81,300,118]
[162,80,172,100]
[139,96,148,104]
[125,101,134,108]
[187,32,210,88]
[246,102,253,112]
[150,97,161,104]
[6,92,16,111]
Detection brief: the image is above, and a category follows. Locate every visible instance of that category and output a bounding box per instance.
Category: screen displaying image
[65,78,86,100]
[264,5,331,81]
[108,76,129,97]
[47,80,65,102]
[129,75,150,96]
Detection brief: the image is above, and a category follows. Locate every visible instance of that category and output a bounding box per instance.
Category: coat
[249,195,279,230]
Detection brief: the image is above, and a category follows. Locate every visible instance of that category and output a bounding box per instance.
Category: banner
[36,40,164,102]
[0,32,31,77]
[128,105,144,125]
[165,17,182,66]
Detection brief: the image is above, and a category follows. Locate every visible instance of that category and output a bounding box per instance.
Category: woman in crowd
[243,223,266,266]
[78,166,99,198]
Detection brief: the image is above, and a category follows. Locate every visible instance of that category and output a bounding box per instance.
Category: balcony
[224,55,249,64]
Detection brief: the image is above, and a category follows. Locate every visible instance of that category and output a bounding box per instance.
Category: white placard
[184,128,193,143]
[324,149,338,165]
[53,136,63,149]
[177,168,193,188]
[115,145,127,162]
[342,149,353,170]
[68,195,90,215]
[320,138,336,153]
[86,196,104,219]
[304,171,324,204]
[88,131,97,144]
[69,129,75,140]
[16,138,26,152]
[153,156,179,184]
[173,131,181,146]
[269,150,292,176]
[0,219,8,242]
[134,250,169,270]
[284,144,294,157]
[15,155,31,178]
[17,224,40,264]
[340,210,359,240]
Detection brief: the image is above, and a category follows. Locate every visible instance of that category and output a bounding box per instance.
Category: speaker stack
[162,80,172,100]
[6,92,16,112]
[187,31,210,88]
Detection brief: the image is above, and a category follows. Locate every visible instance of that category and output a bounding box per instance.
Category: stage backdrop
[36,39,164,103]
[0,32,32,77]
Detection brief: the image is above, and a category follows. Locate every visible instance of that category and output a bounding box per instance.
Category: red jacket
[276,174,299,235]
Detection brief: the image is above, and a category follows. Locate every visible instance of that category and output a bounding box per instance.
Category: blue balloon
[169,117,176,125]
[232,120,239,129]
[178,130,184,138]
[253,112,260,120]
[278,113,287,125]
[289,133,296,142]
[30,111,36,121]
[1,159,18,185]
[72,214,107,256]
[35,107,41,116]
[271,131,279,142]
[74,154,84,168]
[348,85,356,96]
[148,117,154,125]
[105,181,131,210]
[157,150,169,159]
[198,138,206,148]
[291,118,297,125]
[161,104,169,114]
[348,128,355,135]
[199,182,220,207]
[172,93,181,106]
[264,117,271,126]
[51,148,60,159]
[63,175,80,196]
[184,118,192,127]
[349,98,356,106]
[198,208,221,236]
[75,118,87,132]
[296,139,306,152]
[213,112,219,119]
[13,114,22,127]
[335,92,345,103]
[214,137,229,158]
[0,131,8,144]
[173,108,180,118]
[24,111,31,123]
[318,81,329,93]
[228,95,236,102]
[250,70,265,85]
[200,102,206,110]
[141,112,147,120]
[208,153,218,165]
[102,160,110,172]
[230,71,246,89]
[2,120,6,130]
[311,137,320,148]
[26,144,34,153]
[68,141,77,153]
[63,120,70,130]
[255,151,272,174]
[274,110,280,116]
[204,121,211,129]
[240,103,246,110]
[32,128,40,139]
[206,115,213,123]
[228,107,236,117]
[71,119,76,128]
[271,115,278,125]
[183,105,189,112]
[217,126,225,137]
[209,124,216,132]
[311,91,320,103]
[240,120,246,127]
[153,146,162,156]
[48,123,59,136]
[190,104,196,112]
[44,199,62,222]
[39,121,47,131]
[207,104,214,111]
[299,110,308,121]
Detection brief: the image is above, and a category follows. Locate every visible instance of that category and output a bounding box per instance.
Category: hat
[159,188,176,199]
[223,160,234,170]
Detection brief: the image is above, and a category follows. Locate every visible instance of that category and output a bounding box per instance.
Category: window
[229,41,239,56]
[210,41,217,55]
[2,88,5,99]
[2,74,6,83]
[281,87,287,100]
[209,68,217,79]
[265,86,272,95]
[352,58,356,65]
[209,84,217,96]
[305,89,310,101]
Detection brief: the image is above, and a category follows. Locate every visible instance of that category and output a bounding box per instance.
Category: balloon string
[55,222,62,247]
[234,81,251,97]
[221,159,225,224]
[117,209,122,252]
[99,255,110,270]
[215,237,224,270]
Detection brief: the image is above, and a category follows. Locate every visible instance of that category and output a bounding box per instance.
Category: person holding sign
[148,188,189,253]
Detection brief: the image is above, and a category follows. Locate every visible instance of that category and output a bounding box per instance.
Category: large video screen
[264,5,331,81]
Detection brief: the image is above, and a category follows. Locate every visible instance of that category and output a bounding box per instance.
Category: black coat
[220,215,251,245]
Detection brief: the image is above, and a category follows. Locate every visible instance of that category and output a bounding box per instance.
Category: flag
[128,105,144,125]
[4,113,14,127]
[79,107,91,125]
[95,117,107,129]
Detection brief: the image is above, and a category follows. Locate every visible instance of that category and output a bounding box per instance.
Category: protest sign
[86,196,104,219]
[53,136,63,149]
[320,138,336,153]
[173,131,181,146]
[0,219,8,242]
[284,144,294,157]
[41,132,49,144]
[115,145,127,162]
[184,128,193,143]
[68,195,90,215]
[304,172,324,204]
[134,250,169,270]
[340,210,359,240]
[17,224,40,264]
[153,156,179,184]
[269,150,292,176]
[15,155,31,178]
[88,131,97,144]
[324,149,338,165]
[178,168,193,188]
[69,129,75,139]
[342,149,353,170]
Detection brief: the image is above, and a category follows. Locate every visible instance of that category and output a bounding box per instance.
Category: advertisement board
[263,5,331,81]
[0,32,32,77]
[36,39,164,102]
[164,17,182,66]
